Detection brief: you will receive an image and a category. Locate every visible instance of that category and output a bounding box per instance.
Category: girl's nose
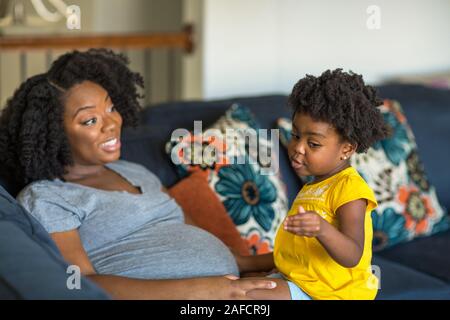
[294,141,306,155]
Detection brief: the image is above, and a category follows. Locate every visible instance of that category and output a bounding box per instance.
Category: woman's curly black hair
[288,68,389,153]
[0,49,144,190]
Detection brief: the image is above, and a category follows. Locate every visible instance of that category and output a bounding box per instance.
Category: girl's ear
[341,142,357,159]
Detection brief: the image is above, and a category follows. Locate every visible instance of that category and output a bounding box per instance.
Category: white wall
[93,0,181,33]
[92,0,183,104]
[200,0,450,100]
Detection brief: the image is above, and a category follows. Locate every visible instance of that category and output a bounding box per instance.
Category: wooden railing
[0,24,194,106]
[0,25,194,52]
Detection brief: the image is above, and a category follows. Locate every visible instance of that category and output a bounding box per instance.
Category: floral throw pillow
[166,104,289,254]
[276,100,449,251]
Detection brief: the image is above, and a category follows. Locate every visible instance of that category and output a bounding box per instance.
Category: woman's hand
[188,275,277,300]
[283,205,325,237]
[87,273,277,300]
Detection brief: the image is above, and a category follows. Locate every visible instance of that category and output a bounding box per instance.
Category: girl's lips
[291,160,305,169]
[100,138,121,152]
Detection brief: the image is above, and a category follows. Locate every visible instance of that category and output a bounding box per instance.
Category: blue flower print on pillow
[371,208,411,251]
[373,111,409,166]
[167,103,289,253]
[229,104,261,130]
[215,163,277,232]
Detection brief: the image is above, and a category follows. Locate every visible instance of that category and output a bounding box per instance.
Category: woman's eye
[82,118,97,126]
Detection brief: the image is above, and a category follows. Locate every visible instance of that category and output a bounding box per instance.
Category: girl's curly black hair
[0,49,144,191]
[288,68,389,153]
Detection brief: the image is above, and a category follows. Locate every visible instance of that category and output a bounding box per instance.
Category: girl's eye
[308,142,321,148]
[291,132,300,140]
[82,118,97,126]
[108,105,116,113]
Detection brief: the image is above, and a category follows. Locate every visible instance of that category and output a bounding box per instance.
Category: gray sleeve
[17,185,82,234]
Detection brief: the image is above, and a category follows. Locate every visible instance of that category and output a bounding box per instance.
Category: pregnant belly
[89,222,239,279]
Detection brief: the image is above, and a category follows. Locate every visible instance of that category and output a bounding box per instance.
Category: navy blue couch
[1,84,449,299]
[0,186,109,299]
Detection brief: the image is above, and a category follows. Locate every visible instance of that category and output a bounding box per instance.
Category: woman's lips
[100,138,121,152]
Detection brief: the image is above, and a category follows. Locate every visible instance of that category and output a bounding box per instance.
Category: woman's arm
[87,274,277,300]
[50,229,277,299]
[51,229,97,275]
[283,199,367,268]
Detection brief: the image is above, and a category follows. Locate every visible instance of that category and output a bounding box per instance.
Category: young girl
[236,69,389,300]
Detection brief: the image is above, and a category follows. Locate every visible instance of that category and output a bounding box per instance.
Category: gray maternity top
[17,160,239,279]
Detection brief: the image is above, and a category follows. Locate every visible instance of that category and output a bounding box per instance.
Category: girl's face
[63,81,123,167]
[288,112,355,182]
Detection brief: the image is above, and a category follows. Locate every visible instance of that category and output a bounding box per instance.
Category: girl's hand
[284,205,324,237]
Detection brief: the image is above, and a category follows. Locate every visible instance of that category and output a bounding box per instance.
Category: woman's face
[63,81,123,167]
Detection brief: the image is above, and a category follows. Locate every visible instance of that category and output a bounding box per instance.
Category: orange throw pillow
[168,170,249,256]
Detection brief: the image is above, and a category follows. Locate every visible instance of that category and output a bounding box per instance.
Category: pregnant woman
[0,49,286,299]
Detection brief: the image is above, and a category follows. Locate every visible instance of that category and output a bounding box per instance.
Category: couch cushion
[0,176,21,199]
[141,95,291,134]
[375,230,450,283]
[164,104,289,253]
[0,185,109,299]
[376,84,450,210]
[0,185,60,253]
[141,95,301,205]
[0,222,109,299]
[373,255,450,300]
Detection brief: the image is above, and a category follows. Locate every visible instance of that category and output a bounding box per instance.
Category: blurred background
[0,0,449,107]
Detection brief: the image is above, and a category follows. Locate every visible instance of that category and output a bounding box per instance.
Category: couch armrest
[0,221,109,299]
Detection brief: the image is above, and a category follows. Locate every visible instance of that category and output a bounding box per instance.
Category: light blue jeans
[268,273,312,300]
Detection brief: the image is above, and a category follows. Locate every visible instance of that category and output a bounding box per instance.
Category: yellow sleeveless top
[274,167,379,300]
